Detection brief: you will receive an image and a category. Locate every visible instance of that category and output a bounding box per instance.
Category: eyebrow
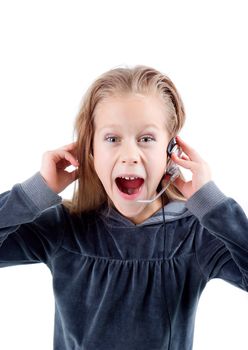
[98,124,160,132]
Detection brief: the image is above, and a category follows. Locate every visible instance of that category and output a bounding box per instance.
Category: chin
[113,201,146,218]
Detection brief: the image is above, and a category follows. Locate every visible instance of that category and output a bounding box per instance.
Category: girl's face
[93,93,170,224]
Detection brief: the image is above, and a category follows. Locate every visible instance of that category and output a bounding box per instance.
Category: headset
[136,137,183,203]
[166,136,183,179]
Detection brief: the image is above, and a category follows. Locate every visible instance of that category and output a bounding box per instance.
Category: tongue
[116,178,144,195]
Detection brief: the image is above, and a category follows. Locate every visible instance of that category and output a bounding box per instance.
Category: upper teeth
[120,176,139,180]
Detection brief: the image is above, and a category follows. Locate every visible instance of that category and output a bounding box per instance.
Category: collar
[99,200,192,228]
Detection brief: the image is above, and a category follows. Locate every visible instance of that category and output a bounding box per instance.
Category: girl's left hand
[165,136,212,199]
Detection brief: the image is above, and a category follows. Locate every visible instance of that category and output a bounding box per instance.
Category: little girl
[0,65,247,350]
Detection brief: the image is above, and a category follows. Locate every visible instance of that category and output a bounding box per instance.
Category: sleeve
[0,172,64,268]
[185,181,248,292]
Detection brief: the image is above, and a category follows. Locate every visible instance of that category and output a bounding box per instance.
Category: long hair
[62,65,187,215]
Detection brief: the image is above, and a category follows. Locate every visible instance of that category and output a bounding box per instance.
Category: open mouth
[115,177,145,195]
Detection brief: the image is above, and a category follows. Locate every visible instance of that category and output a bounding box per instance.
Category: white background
[0,0,247,349]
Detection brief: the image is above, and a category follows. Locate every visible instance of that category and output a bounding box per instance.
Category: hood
[99,200,193,228]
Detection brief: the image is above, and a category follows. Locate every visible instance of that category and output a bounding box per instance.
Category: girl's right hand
[40,142,80,194]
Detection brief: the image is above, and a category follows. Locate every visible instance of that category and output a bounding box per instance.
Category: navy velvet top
[0,172,247,350]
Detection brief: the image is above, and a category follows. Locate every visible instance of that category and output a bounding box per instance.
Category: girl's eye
[105,136,120,143]
[140,136,155,143]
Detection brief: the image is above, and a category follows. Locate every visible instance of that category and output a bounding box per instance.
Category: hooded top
[0,172,247,350]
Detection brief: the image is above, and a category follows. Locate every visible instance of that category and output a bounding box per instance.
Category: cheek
[147,153,167,186]
[93,152,112,186]
[93,137,115,189]
[149,148,167,170]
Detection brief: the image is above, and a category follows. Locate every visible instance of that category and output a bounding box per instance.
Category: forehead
[93,94,169,129]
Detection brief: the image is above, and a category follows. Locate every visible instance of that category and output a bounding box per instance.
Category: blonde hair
[62,65,187,215]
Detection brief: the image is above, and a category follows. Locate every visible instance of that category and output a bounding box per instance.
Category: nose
[120,142,140,164]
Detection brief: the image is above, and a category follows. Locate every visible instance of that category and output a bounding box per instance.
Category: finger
[64,151,79,167]
[173,177,193,198]
[57,158,71,168]
[171,152,196,170]
[54,150,79,167]
[58,142,79,161]
[74,168,79,180]
[176,136,202,162]
[64,143,80,161]
[181,154,190,160]
[173,175,187,189]
[61,168,79,188]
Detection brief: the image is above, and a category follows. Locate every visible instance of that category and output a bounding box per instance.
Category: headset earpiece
[166,137,183,177]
